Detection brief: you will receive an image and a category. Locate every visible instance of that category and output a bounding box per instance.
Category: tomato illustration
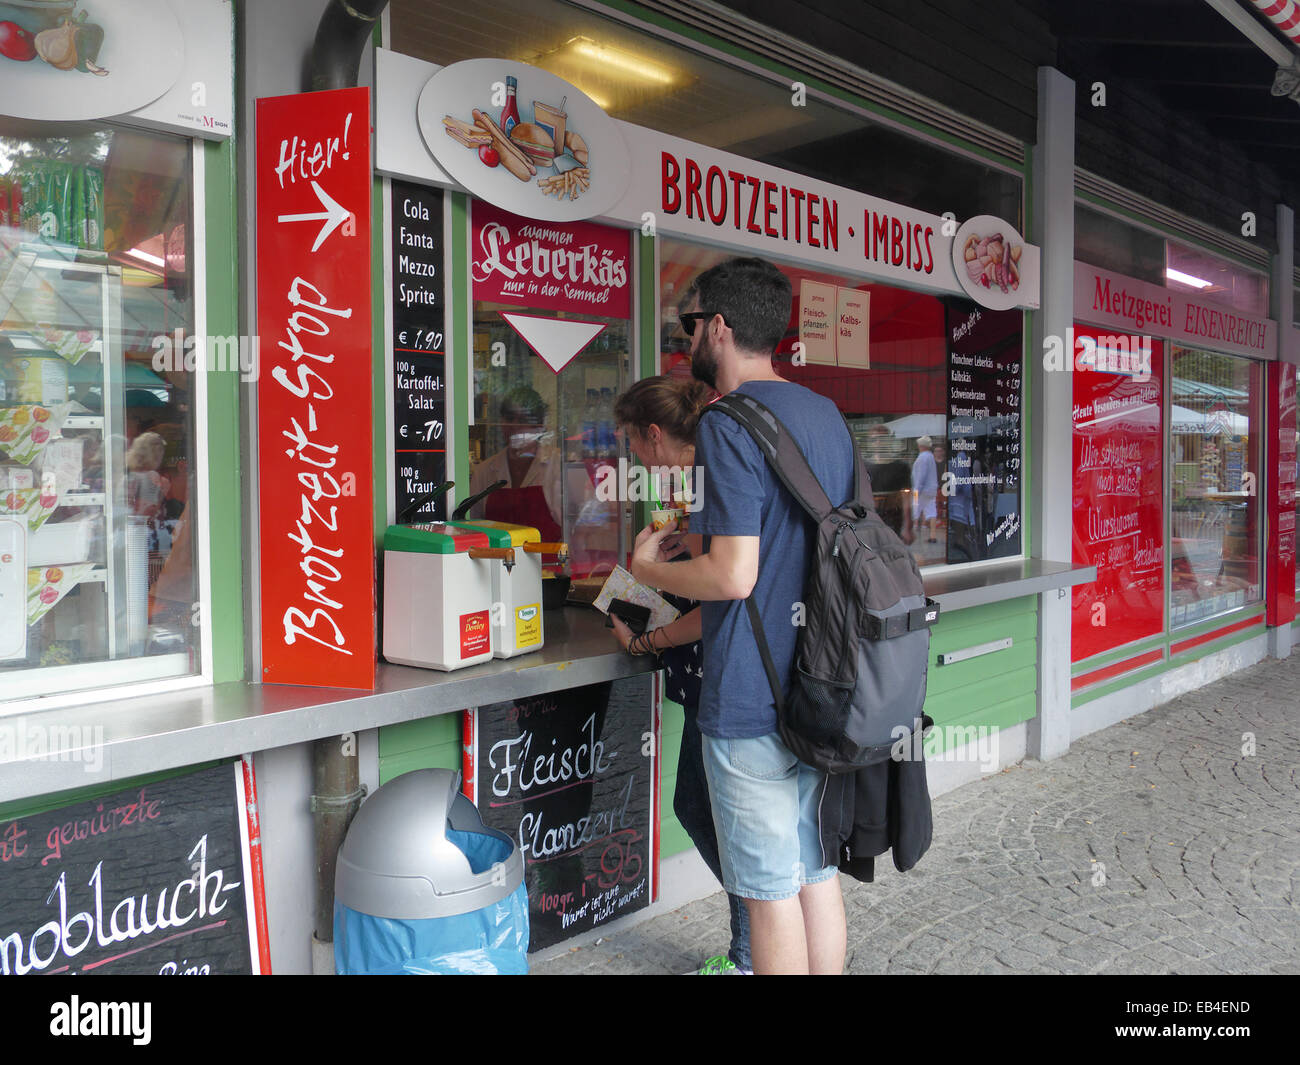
[478,144,500,168]
[0,21,37,62]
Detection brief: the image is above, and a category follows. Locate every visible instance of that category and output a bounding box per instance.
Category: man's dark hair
[689,257,792,355]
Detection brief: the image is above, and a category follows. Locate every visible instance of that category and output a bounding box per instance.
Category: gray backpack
[706,393,938,773]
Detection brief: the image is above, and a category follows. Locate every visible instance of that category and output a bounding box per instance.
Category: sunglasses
[678,311,727,337]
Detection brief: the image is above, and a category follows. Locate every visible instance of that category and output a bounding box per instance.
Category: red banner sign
[256,88,375,689]
[1075,262,1277,360]
[470,200,631,318]
[1267,361,1296,627]
[1071,327,1165,662]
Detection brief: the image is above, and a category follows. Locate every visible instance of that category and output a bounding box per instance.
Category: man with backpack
[629,257,856,975]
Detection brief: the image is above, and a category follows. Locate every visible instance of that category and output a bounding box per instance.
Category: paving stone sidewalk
[533,653,1300,974]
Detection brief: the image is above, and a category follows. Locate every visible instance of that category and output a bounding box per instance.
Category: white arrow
[500,313,606,373]
[278,180,350,252]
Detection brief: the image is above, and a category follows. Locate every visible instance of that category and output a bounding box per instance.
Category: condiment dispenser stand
[445,519,567,658]
[383,523,515,671]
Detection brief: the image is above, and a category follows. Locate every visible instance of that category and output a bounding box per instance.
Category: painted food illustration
[442,76,591,201]
[962,231,1021,293]
[0,5,107,75]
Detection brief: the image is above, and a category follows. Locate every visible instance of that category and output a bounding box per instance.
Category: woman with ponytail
[611,375,752,975]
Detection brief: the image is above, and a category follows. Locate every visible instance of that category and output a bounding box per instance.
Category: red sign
[460,610,490,659]
[256,88,375,689]
[1266,362,1296,627]
[1071,327,1165,662]
[1075,262,1276,360]
[471,201,631,319]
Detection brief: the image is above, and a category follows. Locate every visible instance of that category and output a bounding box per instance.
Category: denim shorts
[700,731,837,901]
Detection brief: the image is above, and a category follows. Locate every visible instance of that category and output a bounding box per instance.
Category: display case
[0,244,188,696]
[467,306,632,580]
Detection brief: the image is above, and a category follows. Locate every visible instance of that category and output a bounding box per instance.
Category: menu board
[1070,328,1165,661]
[0,763,265,975]
[465,675,656,951]
[944,302,1023,562]
[390,180,447,522]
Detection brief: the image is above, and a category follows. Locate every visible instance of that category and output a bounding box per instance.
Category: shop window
[1075,205,1166,286]
[1165,239,1267,317]
[1169,346,1262,627]
[467,310,631,578]
[1075,205,1269,316]
[1070,327,1165,661]
[1,124,199,701]
[390,0,1021,226]
[466,202,634,578]
[660,238,1024,570]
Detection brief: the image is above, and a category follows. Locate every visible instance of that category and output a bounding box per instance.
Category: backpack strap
[745,596,785,714]
[705,392,835,521]
[704,390,859,715]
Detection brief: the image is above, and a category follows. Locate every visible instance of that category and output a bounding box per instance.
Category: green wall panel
[377,713,462,786]
[659,819,693,859]
[920,598,1039,744]
[380,714,460,755]
[659,696,688,856]
[378,743,461,785]
[202,137,243,682]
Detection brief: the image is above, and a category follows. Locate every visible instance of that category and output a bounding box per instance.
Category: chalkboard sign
[465,675,657,951]
[390,180,447,522]
[0,762,267,975]
[944,302,1023,563]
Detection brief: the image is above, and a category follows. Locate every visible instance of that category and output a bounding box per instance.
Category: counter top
[0,608,653,802]
[0,560,1097,802]
[923,558,1097,611]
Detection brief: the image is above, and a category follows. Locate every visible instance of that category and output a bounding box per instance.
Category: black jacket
[818,715,934,882]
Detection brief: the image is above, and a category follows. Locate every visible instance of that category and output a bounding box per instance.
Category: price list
[944,304,1023,562]
[390,181,447,522]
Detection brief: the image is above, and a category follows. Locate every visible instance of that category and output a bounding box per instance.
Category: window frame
[0,133,233,715]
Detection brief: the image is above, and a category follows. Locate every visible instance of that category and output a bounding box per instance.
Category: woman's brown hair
[614,375,714,444]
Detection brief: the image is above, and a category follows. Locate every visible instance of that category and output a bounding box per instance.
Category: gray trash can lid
[335,769,524,920]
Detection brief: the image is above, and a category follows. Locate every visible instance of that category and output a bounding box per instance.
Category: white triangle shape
[500,313,606,373]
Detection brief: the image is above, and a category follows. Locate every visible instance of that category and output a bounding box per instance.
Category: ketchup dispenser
[383,522,516,671]
[445,519,567,658]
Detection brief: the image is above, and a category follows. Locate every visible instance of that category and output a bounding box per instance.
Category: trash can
[333,769,529,974]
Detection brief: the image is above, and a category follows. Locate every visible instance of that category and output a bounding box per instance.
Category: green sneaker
[690,954,750,975]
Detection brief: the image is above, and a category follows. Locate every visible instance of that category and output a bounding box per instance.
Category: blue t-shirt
[692,380,854,739]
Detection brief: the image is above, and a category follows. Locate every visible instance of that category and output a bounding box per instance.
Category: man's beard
[690,332,720,389]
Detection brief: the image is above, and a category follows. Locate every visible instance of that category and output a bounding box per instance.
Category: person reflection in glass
[861,424,914,545]
[469,385,563,542]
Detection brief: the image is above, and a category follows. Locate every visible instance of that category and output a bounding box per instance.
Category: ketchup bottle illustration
[500,75,520,135]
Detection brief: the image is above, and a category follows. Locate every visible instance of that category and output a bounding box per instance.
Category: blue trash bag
[334,828,530,975]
